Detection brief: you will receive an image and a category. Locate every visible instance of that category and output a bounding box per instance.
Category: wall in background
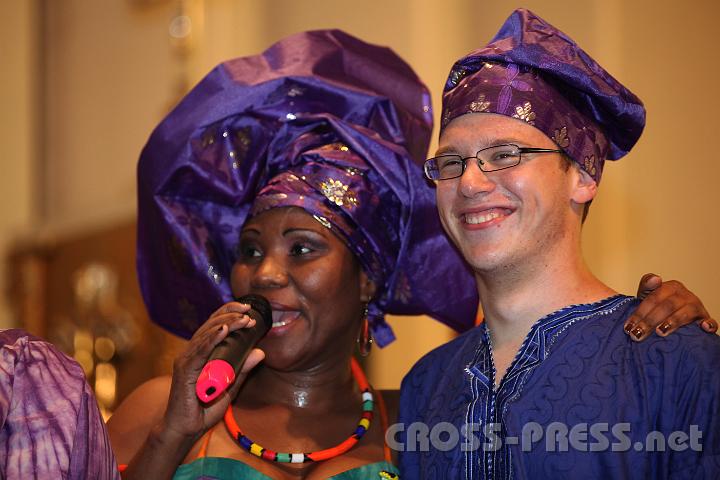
[0,0,39,328]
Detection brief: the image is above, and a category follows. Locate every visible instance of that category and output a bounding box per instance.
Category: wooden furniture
[6,221,185,414]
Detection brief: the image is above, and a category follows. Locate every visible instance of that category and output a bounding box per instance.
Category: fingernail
[632,326,644,339]
[702,320,717,332]
[624,323,635,334]
[658,322,672,334]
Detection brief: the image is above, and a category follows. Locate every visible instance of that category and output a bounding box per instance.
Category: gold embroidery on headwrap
[250,193,288,215]
[318,142,349,152]
[469,94,490,113]
[370,257,382,278]
[552,126,570,148]
[320,178,358,208]
[231,127,252,169]
[235,128,251,149]
[207,265,221,285]
[312,214,332,230]
[168,236,193,275]
[584,155,597,177]
[512,102,536,125]
[441,108,451,128]
[394,272,412,304]
[200,128,215,147]
[448,67,468,87]
[235,127,250,148]
[287,86,305,97]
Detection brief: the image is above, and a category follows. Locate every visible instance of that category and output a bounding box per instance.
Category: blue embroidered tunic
[398,295,720,479]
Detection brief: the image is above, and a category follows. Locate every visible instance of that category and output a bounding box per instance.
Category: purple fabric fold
[441,8,646,183]
[0,329,119,479]
[137,30,479,345]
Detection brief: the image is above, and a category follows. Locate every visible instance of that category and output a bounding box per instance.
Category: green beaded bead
[276,453,291,463]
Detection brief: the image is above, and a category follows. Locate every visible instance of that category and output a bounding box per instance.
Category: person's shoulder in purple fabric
[0,328,119,480]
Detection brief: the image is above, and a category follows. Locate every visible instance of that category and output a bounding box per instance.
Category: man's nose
[458,159,496,198]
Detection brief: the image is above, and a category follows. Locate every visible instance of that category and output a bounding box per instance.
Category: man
[398,9,720,478]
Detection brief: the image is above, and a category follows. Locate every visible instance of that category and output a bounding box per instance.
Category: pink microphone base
[195,359,236,403]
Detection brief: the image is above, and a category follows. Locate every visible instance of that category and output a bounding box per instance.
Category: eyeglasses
[423,143,563,181]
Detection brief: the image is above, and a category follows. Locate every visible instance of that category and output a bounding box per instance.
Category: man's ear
[359,270,376,303]
[570,165,597,206]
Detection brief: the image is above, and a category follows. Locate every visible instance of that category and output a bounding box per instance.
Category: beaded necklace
[223,358,374,463]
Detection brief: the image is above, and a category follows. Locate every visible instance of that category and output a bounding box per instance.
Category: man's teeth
[465,211,502,224]
[272,319,290,328]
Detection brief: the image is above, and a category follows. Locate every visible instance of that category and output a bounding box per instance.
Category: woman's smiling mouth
[270,310,301,329]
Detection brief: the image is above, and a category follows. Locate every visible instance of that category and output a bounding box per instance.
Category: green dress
[173,457,400,479]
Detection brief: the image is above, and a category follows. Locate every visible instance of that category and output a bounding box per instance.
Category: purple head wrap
[137,30,478,346]
[441,8,646,182]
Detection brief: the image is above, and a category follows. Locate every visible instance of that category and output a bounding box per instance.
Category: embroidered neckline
[479,294,631,390]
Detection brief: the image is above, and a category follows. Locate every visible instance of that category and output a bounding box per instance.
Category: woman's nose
[251,255,289,288]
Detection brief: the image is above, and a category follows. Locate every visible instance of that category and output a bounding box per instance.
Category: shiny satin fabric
[441,8,646,183]
[137,29,478,345]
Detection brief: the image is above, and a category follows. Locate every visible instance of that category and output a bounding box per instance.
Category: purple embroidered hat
[441,8,646,182]
[137,29,478,346]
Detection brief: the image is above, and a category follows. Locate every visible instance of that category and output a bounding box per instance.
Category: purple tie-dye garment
[0,329,119,479]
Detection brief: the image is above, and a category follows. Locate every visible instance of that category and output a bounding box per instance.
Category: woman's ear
[359,270,376,303]
[570,165,598,205]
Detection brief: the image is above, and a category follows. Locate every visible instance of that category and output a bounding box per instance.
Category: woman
[108,30,715,479]
[110,29,479,479]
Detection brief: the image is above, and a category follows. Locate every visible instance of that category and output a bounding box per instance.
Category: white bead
[291,453,304,463]
[362,392,373,402]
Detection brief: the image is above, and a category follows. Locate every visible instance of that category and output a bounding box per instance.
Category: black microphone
[195,294,272,403]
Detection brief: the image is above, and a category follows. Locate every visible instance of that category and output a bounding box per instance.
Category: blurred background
[1,0,718,419]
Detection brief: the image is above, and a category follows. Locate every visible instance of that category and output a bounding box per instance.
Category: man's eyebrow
[492,138,520,145]
[434,146,457,156]
[435,138,524,157]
